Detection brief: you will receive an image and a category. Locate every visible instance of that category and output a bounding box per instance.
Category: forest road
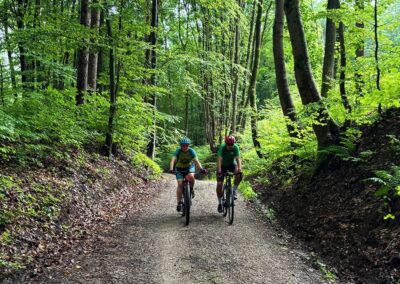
[38,174,328,284]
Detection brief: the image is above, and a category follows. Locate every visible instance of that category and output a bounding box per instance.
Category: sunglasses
[226,143,234,146]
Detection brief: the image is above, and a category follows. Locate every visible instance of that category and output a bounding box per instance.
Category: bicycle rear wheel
[183,184,191,225]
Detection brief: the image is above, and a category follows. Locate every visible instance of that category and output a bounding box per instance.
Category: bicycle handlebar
[169,169,208,175]
[219,172,243,177]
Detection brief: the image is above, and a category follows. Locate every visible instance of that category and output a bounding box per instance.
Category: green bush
[130,152,162,179]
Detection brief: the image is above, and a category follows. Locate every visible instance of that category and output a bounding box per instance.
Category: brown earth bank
[253,108,400,283]
[0,150,162,283]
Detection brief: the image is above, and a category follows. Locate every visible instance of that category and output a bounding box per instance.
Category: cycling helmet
[225,135,235,145]
[179,137,190,145]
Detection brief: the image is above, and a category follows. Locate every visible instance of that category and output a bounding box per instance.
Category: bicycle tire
[222,185,228,217]
[184,183,191,225]
[228,186,234,225]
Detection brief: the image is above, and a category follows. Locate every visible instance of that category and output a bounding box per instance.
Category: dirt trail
[35,175,327,284]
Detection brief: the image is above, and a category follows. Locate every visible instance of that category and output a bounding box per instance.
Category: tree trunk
[16,0,29,91]
[104,11,117,158]
[3,17,17,97]
[338,22,351,113]
[230,8,240,135]
[374,0,380,91]
[76,0,90,105]
[146,0,158,160]
[185,92,189,136]
[354,0,364,97]
[273,0,301,139]
[237,0,256,132]
[284,0,338,149]
[0,64,4,105]
[88,0,101,92]
[248,0,264,158]
[321,0,340,98]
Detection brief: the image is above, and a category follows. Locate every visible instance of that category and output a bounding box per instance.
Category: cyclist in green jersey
[169,137,207,212]
[216,135,243,213]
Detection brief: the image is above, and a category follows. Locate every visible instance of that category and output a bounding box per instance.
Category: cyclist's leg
[187,164,196,196]
[229,165,241,199]
[234,166,243,186]
[176,172,184,211]
[186,173,195,198]
[216,166,227,212]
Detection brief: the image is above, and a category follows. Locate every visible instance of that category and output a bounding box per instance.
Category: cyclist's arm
[217,156,222,172]
[169,156,177,171]
[193,157,203,171]
[235,156,242,173]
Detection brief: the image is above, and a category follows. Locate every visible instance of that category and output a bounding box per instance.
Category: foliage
[366,166,400,219]
[129,152,162,180]
[239,180,257,200]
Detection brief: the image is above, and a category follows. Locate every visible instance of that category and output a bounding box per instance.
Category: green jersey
[218,144,240,167]
[174,148,197,168]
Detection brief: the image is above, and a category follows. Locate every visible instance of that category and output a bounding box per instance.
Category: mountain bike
[176,170,192,225]
[221,172,241,225]
[174,169,207,226]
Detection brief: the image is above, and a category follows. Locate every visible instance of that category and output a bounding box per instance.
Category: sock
[218,197,222,204]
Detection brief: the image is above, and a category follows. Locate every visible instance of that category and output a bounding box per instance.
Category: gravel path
[38,174,327,284]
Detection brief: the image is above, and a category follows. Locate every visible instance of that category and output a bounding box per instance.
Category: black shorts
[216,165,237,182]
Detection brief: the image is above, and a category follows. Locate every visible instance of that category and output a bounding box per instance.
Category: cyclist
[169,137,206,212]
[216,135,243,213]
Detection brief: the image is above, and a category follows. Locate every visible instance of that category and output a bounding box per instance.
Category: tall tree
[2,13,17,97]
[338,22,351,114]
[237,0,256,132]
[145,0,159,159]
[354,0,364,97]
[88,0,101,92]
[284,0,338,149]
[374,0,381,90]
[273,0,300,139]
[15,0,29,91]
[230,2,241,135]
[248,0,264,158]
[321,0,340,98]
[104,5,117,158]
[76,0,90,105]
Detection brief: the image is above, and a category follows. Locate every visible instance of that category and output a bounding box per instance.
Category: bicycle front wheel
[228,187,234,225]
[184,184,191,225]
[222,186,228,217]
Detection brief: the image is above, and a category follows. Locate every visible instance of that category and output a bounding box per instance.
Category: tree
[248,0,264,158]
[230,2,241,135]
[76,0,90,105]
[145,0,159,159]
[284,0,338,149]
[88,0,101,92]
[273,0,301,139]
[321,0,340,98]
[104,5,117,158]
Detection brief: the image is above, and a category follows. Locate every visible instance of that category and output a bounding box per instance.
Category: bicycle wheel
[222,185,228,217]
[184,183,191,225]
[181,201,185,217]
[228,186,234,225]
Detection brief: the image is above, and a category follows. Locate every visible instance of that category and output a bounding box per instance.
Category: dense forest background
[0,0,400,280]
[0,0,399,167]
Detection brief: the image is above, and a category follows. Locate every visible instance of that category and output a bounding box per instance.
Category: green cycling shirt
[174,148,197,168]
[218,144,240,167]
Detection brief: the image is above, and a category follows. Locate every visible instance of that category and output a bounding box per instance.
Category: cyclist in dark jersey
[169,137,206,212]
[216,135,243,213]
